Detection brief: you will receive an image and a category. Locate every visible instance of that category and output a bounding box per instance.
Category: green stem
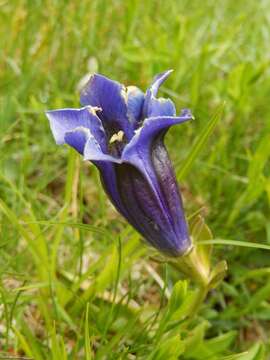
[171,247,210,287]
[169,246,211,319]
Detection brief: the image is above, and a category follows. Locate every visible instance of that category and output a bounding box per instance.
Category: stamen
[109,130,124,144]
[87,106,102,115]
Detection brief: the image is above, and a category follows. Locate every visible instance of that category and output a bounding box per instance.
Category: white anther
[109,130,124,144]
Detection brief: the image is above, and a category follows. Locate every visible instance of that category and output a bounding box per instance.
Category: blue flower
[46,70,194,257]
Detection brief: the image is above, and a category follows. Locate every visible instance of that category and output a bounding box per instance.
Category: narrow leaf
[177,103,224,181]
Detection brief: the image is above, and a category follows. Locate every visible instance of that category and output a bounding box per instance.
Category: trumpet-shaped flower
[46,70,194,257]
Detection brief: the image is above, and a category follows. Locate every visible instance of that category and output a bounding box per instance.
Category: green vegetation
[0,0,269,358]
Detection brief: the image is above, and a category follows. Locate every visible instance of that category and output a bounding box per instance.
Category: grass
[0,0,269,358]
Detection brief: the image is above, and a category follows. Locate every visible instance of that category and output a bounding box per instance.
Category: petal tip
[45,110,63,145]
[45,109,54,120]
[180,108,194,120]
[153,69,173,86]
[165,68,174,75]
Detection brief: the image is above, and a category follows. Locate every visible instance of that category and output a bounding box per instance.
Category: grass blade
[176,103,224,181]
[200,239,270,251]
[85,303,93,360]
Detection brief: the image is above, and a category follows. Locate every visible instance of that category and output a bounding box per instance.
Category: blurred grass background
[0,0,270,358]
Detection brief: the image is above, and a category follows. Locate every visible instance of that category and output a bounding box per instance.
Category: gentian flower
[46,70,194,257]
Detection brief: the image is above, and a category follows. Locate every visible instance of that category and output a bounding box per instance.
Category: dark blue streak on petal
[151,135,190,253]
[114,163,182,256]
[96,162,132,221]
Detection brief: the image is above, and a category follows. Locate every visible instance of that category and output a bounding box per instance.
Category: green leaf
[152,280,187,342]
[200,239,270,251]
[147,335,185,360]
[242,282,270,314]
[227,134,270,225]
[182,322,209,358]
[205,331,237,355]
[208,260,228,290]
[50,323,68,360]
[167,280,188,316]
[176,103,224,181]
[13,325,42,360]
[190,215,213,275]
[85,303,93,360]
[184,330,237,359]
[221,342,265,360]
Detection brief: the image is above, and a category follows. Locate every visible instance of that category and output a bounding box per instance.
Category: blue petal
[46,107,107,152]
[80,74,134,140]
[143,70,176,118]
[123,110,193,163]
[64,127,89,154]
[121,110,194,255]
[126,86,145,125]
[83,133,122,163]
[65,129,138,225]
[114,163,187,255]
[100,164,142,228]
[64,127,120,163]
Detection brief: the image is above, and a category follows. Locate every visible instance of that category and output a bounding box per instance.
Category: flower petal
[46,107,107,151]
[143,70,176,118]
[120,110,194,255]
[114,163,187,255]
[64,127,89,154]
[126,86,145,125]
[80,74,134,140]
[83,132,122,163]
[123,110,193,163]
[62,127,120,163]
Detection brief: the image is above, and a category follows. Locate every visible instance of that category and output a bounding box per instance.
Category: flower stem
[169,246,211,319]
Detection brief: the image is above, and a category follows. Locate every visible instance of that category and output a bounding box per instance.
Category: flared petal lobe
[46,107,107,153]
[46,107,134,219]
